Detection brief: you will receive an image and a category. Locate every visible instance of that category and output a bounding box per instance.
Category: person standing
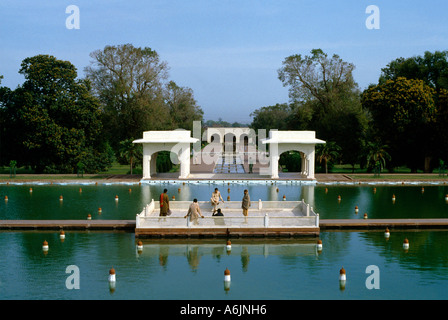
[210,188,224,214]
[159,188,170,216]
[242,189,251,216]
[184,199,204,224]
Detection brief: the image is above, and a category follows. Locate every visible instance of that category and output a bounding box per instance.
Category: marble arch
[134,127,325,180]
[205,127,255,145]
[133,130,198,179]
[261,130,325,179]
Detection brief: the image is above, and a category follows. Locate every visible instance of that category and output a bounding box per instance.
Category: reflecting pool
[1,182,448,301]
[1,230,448,300]
[1,182,447,220]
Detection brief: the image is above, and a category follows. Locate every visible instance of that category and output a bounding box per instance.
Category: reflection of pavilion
[133,127,325,180]
[136,240,319,271]
[135,199,320,238]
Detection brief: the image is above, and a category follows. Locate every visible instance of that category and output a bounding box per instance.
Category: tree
[165,81,203,131]
[279,151,302,172]
[361,77,437,172]
[437,90,448,164]
[277,49,367,166]
[250,103,293,132]
[315,141,341,174]
[0,55,112,173]
[204,119,250,128]
[85,44,171,147]
[278,49,357,108]
[379,51,448,94]
[0,74,7,165]
[379,51,448,167]
[118,139,142,175]
[365,141,391,175]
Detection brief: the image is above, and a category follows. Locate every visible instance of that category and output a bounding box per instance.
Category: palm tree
[316,141,341,174]
[119,139,141,175]
[365,141,391,175]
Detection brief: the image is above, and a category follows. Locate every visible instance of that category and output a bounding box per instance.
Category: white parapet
[135,200,319,229]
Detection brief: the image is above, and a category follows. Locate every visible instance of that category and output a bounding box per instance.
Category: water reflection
[1,183,447,220]
[138,239,319,272]
[2,231,448,299]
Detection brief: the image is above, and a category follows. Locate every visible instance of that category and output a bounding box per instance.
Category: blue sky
[1,1,448,123]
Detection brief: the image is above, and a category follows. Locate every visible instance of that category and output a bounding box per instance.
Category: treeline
[0,44,204,174]
[250,49,448,173]
[2,45,447,175]
[203,119,250,128]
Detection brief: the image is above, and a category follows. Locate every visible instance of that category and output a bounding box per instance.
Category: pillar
[307,150,315,179]
[270,155,279,179]
[301,153,306,176]
[269,141,279,179]
[179,144,191,179]
[142,146,151,179]
[150,153,157,177]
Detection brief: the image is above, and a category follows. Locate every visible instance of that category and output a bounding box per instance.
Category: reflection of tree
[186,246,201,272]
[361,231,448,276]
[241,246,250,272]
[159,246,169,269]
[211,246,224,261]
[316,232,353,262]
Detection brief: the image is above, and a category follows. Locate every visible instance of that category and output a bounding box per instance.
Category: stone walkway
[3,218,448,233]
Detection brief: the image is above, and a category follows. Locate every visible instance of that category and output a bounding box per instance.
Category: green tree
[118,139,142,175]
[379,51,448,167]
[250,103,293,132]
[156,151,174,173]
[278,49,357,108]
[165,81,203,131]
[437,90,448,164]
[0,55,112,173]
[365,141,391,175]
[277,49,367,166]
[315,141,341,174]
[279,151,302,172]
[204,119,250,128]
[85,44,170,148]
[379,51,448,94]
[361,77,437,172]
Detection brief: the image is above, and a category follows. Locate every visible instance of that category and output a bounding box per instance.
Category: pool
[1,230,448,300]
[1,182,448,301]
[1,183,447,220]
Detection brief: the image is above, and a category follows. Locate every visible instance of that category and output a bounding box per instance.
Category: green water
[1,230,448,300]
[0,183,447,220]
[1,182,448,301]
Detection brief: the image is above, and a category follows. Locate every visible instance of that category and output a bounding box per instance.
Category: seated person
[212,208,224,216]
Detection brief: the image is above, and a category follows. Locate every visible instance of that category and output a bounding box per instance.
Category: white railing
[136,200,319,229]
[137,215,319,229]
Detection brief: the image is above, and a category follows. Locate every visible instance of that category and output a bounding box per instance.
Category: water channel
[0,181,447,300]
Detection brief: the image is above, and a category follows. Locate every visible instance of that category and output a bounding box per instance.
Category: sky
[1,1,448,124]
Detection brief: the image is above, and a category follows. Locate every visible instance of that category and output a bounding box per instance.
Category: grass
[347,174,447,180]
[0,175,108,180]
[97,162,132,175]
[319,164,447,174]
[1,162,446,181]
[0,161,179,180]
[0,162,138,180]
